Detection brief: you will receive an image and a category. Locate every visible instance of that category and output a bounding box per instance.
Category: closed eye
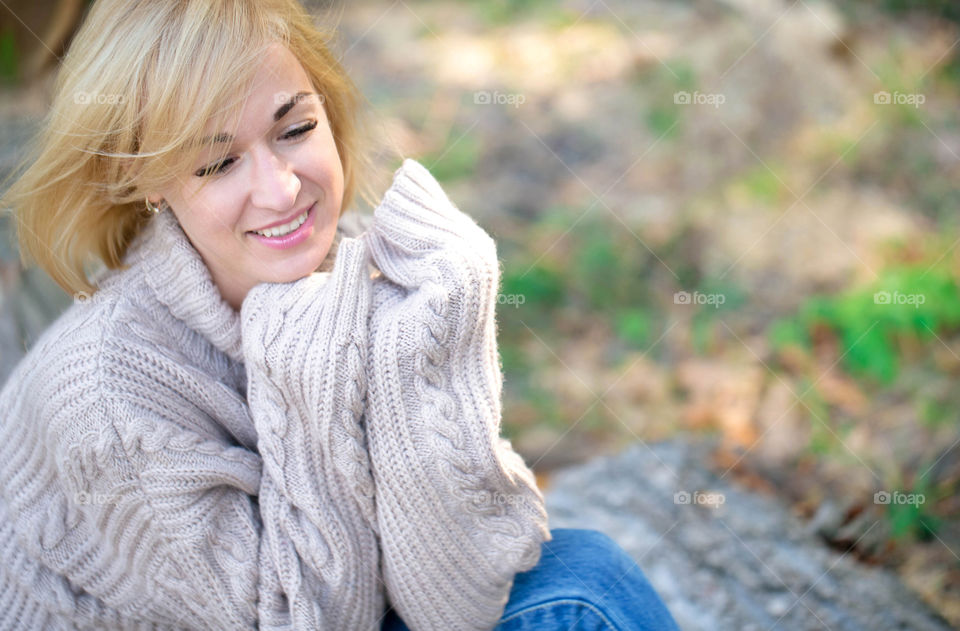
[195,157,236,178]
[281,119,318,140]
[194,119,320,177]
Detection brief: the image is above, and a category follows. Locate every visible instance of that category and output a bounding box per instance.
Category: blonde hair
[0,0,385,296]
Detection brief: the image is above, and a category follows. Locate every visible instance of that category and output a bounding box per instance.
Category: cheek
[181,194,246,247]
[305,146,342,187]
[306,127,344,186]
[324,156,346,204]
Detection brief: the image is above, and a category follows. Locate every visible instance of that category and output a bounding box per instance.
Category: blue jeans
[380,528,681,630]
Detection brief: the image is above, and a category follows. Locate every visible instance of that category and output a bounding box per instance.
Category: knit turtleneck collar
[134,210,246,364]
[126,209,367,366]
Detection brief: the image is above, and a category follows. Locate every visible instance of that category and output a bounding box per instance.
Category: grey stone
[544,439,952,631]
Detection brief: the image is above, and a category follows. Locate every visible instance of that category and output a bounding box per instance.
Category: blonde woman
[0,1,680,629]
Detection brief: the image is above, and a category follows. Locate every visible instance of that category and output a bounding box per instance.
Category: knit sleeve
[363,159,552,631]
[240,236,382,629]
[47,237,383,630]
[55,399,266,629]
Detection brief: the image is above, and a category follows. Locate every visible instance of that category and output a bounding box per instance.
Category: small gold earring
[145,197,163,214]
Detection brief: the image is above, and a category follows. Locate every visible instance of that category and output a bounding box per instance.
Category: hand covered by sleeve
[239,236,382,629]
[362,159,551,631]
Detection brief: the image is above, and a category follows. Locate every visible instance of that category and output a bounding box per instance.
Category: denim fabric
[380,528,681,631]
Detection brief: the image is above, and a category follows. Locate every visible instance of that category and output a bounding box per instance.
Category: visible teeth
[254,209,308,237]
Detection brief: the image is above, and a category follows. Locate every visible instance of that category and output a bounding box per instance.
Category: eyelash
[195,119,319,177]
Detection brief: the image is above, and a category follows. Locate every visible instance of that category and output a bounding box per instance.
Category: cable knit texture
[0,158,550,630]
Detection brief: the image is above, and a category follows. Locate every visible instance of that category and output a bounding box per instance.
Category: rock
[544,439,952,631]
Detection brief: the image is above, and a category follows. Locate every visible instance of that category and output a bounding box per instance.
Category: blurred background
[0,0,958,625]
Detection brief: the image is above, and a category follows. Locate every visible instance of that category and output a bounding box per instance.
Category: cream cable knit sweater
[0,159,551,630]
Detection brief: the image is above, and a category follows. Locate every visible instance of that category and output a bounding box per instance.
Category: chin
[309,228,338,273]
[256,256,322,287]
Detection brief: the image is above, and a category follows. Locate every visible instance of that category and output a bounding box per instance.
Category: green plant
[876,0,960,23]
[472,0,574,27]
[736,164,788,205]
[919,394,953,428]
[0,27,18,85]
[885,473,942,542]
[939,53,960,85]
[615,307,653,349]
[770,264,960,383]
[798,379,836,456]
[500,262,565,310]
[646,106,681,139]
[633,62,696,140]
[569,218,626,311]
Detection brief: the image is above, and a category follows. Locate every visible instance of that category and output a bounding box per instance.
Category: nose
[247,144,301,212]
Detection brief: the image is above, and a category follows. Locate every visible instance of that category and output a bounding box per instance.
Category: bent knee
[506,529,679,630]
[541,529,647,592]
[549,528,620,552]
[545,528,631,570]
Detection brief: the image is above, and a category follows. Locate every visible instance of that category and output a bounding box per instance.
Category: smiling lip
[248,204,314,233]
[248,202,317,250]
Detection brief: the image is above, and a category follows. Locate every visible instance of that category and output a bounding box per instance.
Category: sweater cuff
[372,159,490,250]
[239,236,370,372]
[365,159,496,288]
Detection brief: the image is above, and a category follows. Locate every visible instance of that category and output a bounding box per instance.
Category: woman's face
[147,43,344,311]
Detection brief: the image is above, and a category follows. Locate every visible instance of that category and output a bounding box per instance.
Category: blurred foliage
[839,0,960,24]
[615,308,653,349]
[730,163,789,206]
[498,208,661,342]
[856,92,960,223]
[419,131,481,182]
[886,473,942,542]
[471,0,577,27]
[919,394,953,428]
[500,263,564,311]
[689,279,748,354]
[771,264,960,384]
[939,54,960,85]
[799,382,836,456]
[463,0,959,613]
[634,62,697,140]
[0,27,17,85]
[496,207,754,398]
[874,0,960,23]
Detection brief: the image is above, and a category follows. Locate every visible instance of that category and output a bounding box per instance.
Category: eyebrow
[198,91,315,146]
